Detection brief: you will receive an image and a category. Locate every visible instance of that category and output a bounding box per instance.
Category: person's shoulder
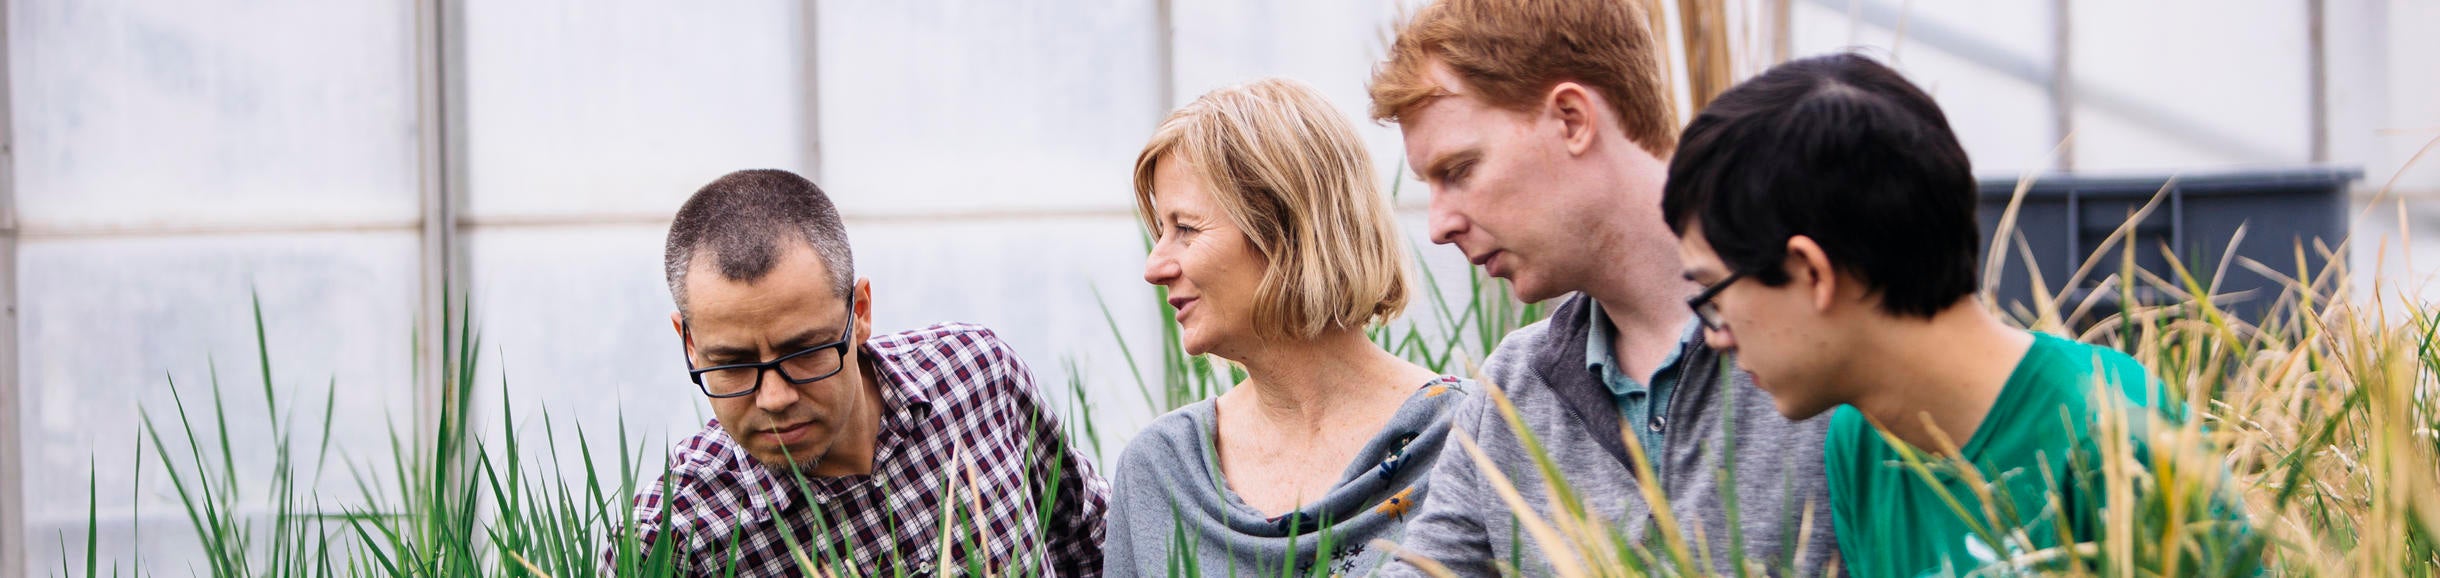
[662,420,751,481]
[635,421,762,553]
[1412,374,1478,412]
[870,322,1019,364]
[1818,403,1875,539]
[1479,294,1592,380]
[1486,317,1560,360]
[869,322,1034,401]
[1110,400,1214,480]
[1426,375,1479,397]
[2030,333,2164,410]
[1823,406,1874,463]
[655,423,767,510]
[1480,317,1562,383]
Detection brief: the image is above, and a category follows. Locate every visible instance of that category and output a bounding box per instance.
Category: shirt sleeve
[980,329,1111,578]
[607,467,701,576]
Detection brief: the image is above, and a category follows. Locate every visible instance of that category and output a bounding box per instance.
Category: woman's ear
[1785,236,1839,312]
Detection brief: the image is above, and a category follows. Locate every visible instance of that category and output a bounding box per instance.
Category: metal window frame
[414,0,467,483]
[0,1,431,573]
[1798,0,2286,165]
[0,0,821,573]
[1153,0,1174,111]
[802,0,825,182]
[2052,0,2074,171]
[0,0,22,574]
[2306,0,2328,164]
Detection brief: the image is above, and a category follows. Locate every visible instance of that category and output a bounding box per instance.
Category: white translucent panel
[461,215,1495,483]
[1170,0,1397,104]
[816,1,1164,216]
[1882,0,2051,69]
[463,225,707,485]
[1790,1,2058,174]
[1789,0,2358,175]
[2070,1,2309,170]
[2315,0,2388,185]
[2348,199,2440,320]
[461,0,808,220]
[1171,0,1434,207]
[2376,3,2440,194]
[1170,0,1420,197]
[845,216,1165,452]
[1906,48,2057,175]
[7,0,420,228]
[465,218,1166,479]
[17,232,417,574]
[1789,0,2052,63]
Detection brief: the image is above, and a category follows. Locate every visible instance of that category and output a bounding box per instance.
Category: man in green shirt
[1657,54,2259,577]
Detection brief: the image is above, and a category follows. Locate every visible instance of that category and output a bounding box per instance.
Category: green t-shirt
[1825,332,2256,577]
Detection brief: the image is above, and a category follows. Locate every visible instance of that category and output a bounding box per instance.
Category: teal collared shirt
[1584,300,1702,475]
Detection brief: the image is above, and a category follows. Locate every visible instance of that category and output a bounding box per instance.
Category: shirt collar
[861,340,936,420]
[1583,300,1703,387]
[733,337,940,520]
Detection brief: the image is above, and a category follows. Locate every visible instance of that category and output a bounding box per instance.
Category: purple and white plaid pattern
[618,323,1108,577]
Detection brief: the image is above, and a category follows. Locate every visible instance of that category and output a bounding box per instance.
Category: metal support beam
[1153,0,1175,111]
[413,0,465,471]
[1802,0,2287,164]
[0,0,25,575]
[2051,0,2074,171]
[801,0,825,182]
[2307,0,2329,163]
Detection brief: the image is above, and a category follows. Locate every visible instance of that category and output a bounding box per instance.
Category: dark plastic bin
[1975,167,2361,325]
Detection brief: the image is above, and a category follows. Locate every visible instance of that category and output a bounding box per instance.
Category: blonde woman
[1102,78,1474,577]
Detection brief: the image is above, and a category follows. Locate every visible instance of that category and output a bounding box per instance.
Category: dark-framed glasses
[1687,268,1751,331]
[682,292,857,399]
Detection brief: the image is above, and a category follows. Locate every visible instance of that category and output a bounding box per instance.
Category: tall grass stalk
[1377,170,2439,576]
[65,290,1107,577]
[51,170,2440,576]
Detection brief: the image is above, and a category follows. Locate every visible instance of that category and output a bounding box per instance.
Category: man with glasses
[615,169,1108,577]
[1664,54,2256,576]
[1367,0,1835,575]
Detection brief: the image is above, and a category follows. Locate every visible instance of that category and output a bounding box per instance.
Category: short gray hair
[664,169,855,320]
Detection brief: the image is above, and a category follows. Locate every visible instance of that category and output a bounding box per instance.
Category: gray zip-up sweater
[1381,294,1839,577]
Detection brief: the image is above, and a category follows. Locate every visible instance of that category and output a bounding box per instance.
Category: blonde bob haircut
[1132,78,1410,341]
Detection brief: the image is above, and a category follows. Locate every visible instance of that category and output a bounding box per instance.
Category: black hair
[664,169,854,320]
[1661,53,1979,318]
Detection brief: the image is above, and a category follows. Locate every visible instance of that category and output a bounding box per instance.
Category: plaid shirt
[617,323,1109,577]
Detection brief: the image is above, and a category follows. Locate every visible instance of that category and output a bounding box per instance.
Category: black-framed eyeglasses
[682,292,857,399]
[1687,269,1751,331]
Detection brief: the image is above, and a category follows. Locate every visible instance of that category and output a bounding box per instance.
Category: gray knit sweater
[1102,376,1475,577]
[1380,294,1839,577]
